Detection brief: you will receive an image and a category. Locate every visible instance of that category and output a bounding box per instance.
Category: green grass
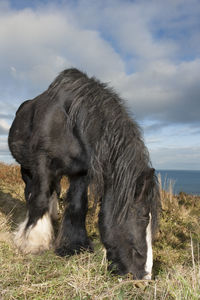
[0,163,200,299]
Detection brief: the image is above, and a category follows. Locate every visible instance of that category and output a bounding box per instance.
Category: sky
[0,0,200,170]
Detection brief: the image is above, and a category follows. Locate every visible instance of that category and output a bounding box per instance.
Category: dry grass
[0,162,200,299]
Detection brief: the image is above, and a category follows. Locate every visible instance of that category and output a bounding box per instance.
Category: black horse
[8,68,160,279]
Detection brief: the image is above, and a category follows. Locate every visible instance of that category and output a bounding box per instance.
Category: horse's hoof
[55,241,93,257]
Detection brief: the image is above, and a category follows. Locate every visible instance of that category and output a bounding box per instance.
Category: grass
[0,162,200,299]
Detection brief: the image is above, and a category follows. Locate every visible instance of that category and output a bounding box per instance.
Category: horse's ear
[135,168,155,202]
[147,168,155,178]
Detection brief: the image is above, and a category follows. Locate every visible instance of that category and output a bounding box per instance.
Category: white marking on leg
[144,213,153,280]
[13,212,54,254]
[49,192,59,221]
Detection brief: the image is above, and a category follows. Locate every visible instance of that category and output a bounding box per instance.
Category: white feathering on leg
[13,212,54,254]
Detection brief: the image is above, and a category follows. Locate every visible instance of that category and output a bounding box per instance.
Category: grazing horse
[8,68,160,280]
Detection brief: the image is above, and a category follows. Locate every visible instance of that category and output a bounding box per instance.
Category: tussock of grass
[0,162,200,299]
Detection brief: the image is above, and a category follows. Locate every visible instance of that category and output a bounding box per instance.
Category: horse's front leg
[14,160,55,254]
[21,166,60,221]
[55,175,93,256]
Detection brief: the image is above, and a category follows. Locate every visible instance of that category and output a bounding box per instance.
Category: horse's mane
[48,68,159,230]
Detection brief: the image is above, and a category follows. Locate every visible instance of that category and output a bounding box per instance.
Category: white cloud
[144,123,200,170]
[150,146,200,170]
[113,58,200,124]
[1,0,199,122]
[0,119,10,132]
[0,135,13,163]
[0,5,125,91]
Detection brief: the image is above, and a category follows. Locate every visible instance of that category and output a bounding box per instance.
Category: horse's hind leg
[14,160,55,254]
[55,175,93,256]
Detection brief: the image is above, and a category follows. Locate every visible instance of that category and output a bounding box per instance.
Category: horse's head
[107,168,159,279]
[127,168,159,279]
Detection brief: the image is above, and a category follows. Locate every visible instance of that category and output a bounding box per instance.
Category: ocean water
[156,170,200,195]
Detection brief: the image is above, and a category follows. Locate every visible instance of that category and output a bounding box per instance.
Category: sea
[156,170,200,195]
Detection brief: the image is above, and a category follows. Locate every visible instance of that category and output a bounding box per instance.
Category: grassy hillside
[0,162,199,299]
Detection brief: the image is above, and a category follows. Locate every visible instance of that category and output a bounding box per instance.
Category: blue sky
[0,0,200,169]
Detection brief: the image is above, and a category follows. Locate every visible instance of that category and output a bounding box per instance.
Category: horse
[8,68,160,280]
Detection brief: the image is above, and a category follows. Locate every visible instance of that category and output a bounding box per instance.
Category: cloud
[115,58,200,124]
[1,0,200,125]
[150,146,200,170]
[62,0,200,125]
[0,135,10,157]
[0,3,125,96]
[0,119,10,135]
[67,0,200,62]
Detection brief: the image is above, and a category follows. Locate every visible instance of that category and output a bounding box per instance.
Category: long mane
[48,68,159,227]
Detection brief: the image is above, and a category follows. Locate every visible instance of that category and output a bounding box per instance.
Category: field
[0,162,199,299]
